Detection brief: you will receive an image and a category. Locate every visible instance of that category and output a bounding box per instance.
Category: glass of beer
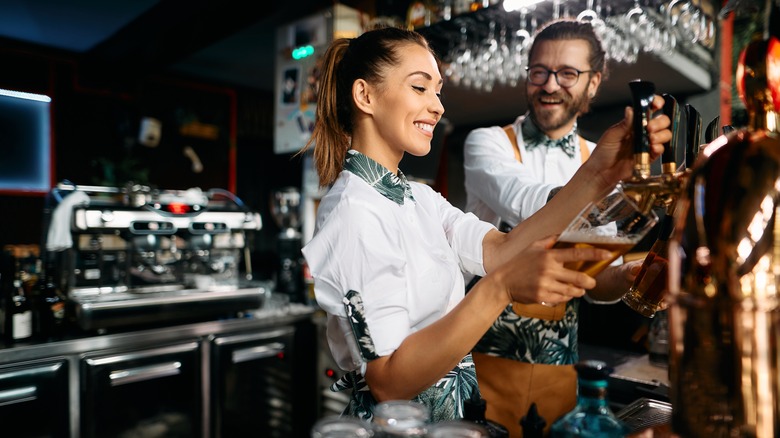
[553,184,658,278]
[622,213,674,317]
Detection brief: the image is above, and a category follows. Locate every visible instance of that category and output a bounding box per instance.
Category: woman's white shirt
[302,170,494,375]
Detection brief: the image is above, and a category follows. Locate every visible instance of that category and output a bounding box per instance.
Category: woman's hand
[587,95,673,189]
[494,236,613,306]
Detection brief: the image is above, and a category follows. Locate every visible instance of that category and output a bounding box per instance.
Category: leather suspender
[500,124,590,321]
[502,124,590,163]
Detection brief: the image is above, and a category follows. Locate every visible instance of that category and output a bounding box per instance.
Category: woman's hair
[304,27,434,187]
[528,19,609,81]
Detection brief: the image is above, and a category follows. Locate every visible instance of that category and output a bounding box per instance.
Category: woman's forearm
[364,275,509,401]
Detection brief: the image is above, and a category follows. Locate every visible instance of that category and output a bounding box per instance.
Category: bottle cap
[574,360,614,381]
[520,402,546,435]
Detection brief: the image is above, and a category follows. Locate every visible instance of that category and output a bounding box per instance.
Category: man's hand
[587,95,672,189]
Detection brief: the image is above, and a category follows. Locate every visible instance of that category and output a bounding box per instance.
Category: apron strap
[502,124,590,164]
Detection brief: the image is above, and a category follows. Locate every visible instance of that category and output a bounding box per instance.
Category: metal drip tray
[71,286,267,330]
[616,397,672,434]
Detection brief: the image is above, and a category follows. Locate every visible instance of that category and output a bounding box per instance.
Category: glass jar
[427,420,489,437]
[373,400,429,437]
[311,415,374,437]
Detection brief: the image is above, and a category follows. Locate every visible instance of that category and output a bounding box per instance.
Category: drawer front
[211,327,297,438]
[81,342,202,438]
[0,359,70,438]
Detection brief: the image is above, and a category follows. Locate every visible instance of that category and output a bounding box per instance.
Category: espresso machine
[41,182,265,331]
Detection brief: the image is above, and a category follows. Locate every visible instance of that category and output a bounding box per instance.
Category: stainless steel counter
[0,303,317,365]
[580,343,670,411]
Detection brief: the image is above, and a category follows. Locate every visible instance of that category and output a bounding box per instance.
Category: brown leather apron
[472,125,587,437]
[473,352,576,437]
[473,301,577,437]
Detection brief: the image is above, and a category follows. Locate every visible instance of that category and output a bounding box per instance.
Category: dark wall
[0,45,302,281]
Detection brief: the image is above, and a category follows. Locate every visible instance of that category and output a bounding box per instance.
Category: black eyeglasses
[525,66,593,88]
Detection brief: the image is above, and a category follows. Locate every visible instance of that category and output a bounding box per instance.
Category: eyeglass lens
[527,67,582,87]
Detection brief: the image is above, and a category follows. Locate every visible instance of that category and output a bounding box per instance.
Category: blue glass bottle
[550,360,628,438]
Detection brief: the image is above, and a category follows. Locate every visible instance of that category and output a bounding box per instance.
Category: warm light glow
[701,134,729,157]
[737,237,753,266]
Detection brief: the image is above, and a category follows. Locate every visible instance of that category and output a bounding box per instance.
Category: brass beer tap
[619,85,693,318]
[683,103,702,168]
[620,81,687,216]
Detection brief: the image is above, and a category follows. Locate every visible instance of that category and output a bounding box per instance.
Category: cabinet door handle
[232,342,285,364]
[109,361,182,386]
[0,386,37,406]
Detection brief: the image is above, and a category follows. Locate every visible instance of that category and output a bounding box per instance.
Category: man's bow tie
[525,132,576,158]
[521,118,577,159]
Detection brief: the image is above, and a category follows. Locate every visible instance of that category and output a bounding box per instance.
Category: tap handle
[684,104,702,168]
[704,116,720,144]
[661,93,680,174]
[628,80,656,179]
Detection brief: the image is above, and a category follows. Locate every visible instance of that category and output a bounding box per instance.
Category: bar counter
[0,303,317,364]
[0,303,319,437]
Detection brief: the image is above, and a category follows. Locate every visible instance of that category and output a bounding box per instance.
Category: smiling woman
[300,27,491,422]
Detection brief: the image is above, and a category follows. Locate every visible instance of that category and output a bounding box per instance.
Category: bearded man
[462,19,636,437]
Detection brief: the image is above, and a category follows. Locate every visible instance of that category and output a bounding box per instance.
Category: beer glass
[622,213,674,317]
[553,184,658,278]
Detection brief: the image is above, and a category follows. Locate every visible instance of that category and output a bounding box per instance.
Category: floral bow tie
[521,118,577,159]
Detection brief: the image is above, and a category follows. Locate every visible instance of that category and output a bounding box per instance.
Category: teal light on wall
[292,45,314,60]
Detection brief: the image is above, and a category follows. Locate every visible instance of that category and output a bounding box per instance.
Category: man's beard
[526,86,591,134]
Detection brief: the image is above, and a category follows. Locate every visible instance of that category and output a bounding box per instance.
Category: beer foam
[557,231,640,245]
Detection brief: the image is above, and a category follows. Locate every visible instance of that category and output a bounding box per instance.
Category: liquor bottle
[12,277,34,342]
[550,361,628,437]
[0,251,12,340]
[463,392,509,438]
[667,0,780,435]
[37,261,67,340]
[1,253,33,343]
[621,212,674,318]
